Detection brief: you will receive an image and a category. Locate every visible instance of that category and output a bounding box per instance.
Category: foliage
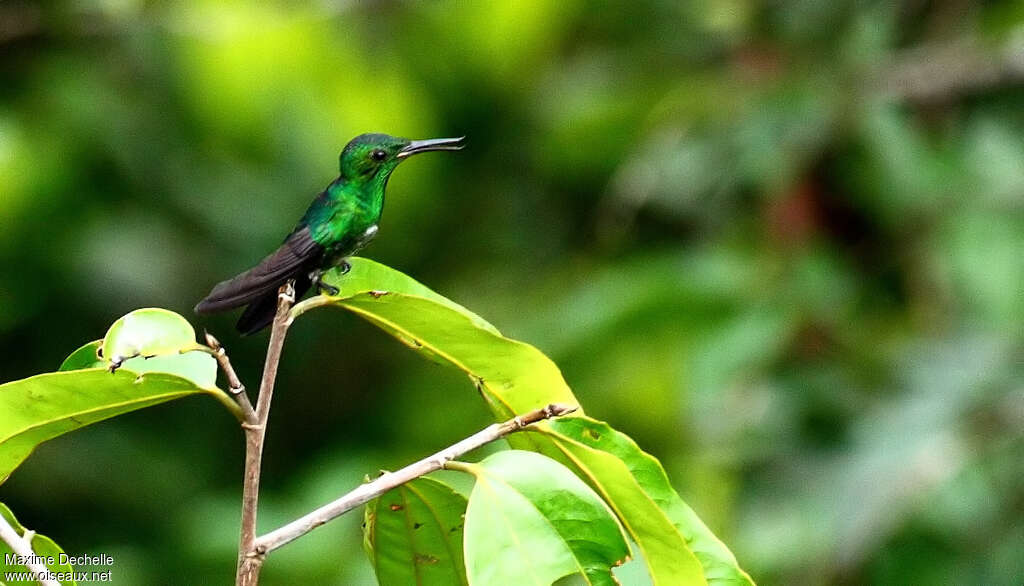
[0,310,225,485]
[455,451,629,586]
[1,1,1022,584]
[318,258,753,583]
[363,477,468,586]
[0,260,752,584]
[313,258,575,418]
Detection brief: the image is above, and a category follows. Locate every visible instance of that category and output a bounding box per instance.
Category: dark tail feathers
[234,276,311,335]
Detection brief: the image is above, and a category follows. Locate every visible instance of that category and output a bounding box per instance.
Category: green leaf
[325,259,500,335]
[94,308,217,388]
[312,258,577,418]
[58,340,104,371]
[118,352,218,389]
[0,502,76,585]
[0,369,219,485]
[535,418,756,586]
[1,308,236,485]
[60,339,217,389]
[457,451,629,586]
[307,258,755,585]
[100,308,205,370]
[363,477,469,586]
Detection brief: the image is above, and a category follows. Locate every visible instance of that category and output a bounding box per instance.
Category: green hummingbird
[195,133,465,334]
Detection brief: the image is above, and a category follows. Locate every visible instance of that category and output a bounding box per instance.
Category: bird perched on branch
[195,133,465,334]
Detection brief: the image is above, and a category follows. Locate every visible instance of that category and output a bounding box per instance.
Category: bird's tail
[194,262,287,315]
[195,228,322,315]
[194,227,324,334]
[235,276,311,335]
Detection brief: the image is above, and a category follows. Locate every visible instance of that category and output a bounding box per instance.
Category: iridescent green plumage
[195,133,464,334]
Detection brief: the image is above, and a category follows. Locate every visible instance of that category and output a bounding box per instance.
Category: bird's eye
[371,149,387,161]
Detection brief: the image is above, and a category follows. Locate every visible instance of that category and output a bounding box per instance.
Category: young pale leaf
[61,339,217,389]
[0,502,76,585]
[460,450,630,586]
[78,308,217,387]
[307,258,755,585]
[118,353,217,389]
[363,477,468,586]
[0,370,219,485]
[100,308,205,372]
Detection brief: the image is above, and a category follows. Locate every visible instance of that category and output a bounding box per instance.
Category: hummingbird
[195,133,465,334]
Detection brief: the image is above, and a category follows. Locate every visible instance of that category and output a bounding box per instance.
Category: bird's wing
[194,226,323,314]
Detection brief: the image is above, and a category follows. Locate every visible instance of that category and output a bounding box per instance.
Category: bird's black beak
[397,136,466,158]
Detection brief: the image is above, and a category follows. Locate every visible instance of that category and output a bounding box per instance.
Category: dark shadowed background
[1,1,1022,584]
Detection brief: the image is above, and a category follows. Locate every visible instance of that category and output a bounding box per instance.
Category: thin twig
[251,403,577,555]
[0,513,61,586]
[203,332,257,424]
[237,281,296,586]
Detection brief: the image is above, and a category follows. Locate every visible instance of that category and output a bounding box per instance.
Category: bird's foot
[309,270,340,296]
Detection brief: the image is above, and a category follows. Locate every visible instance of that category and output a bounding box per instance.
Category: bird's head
[338,133,464,187]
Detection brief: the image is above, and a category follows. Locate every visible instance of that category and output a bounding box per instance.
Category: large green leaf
[324,260,500,335]
[0,502,75,585]
[363,477,469,586]
[311,259,577,419]
[458,451,629,586]
[1,309,231,484]
[517,429,706,585]
[310,258,755,585]
[0,370,217,485]
[536,418,755,586]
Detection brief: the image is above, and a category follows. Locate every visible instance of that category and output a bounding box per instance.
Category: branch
[237,281,296,586]
[878,36,1024,103]
[251,403,577,556]
[0,513,61,586]
[203,332,257,424]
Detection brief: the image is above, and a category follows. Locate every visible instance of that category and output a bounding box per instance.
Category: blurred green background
[1,1,1022,584]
